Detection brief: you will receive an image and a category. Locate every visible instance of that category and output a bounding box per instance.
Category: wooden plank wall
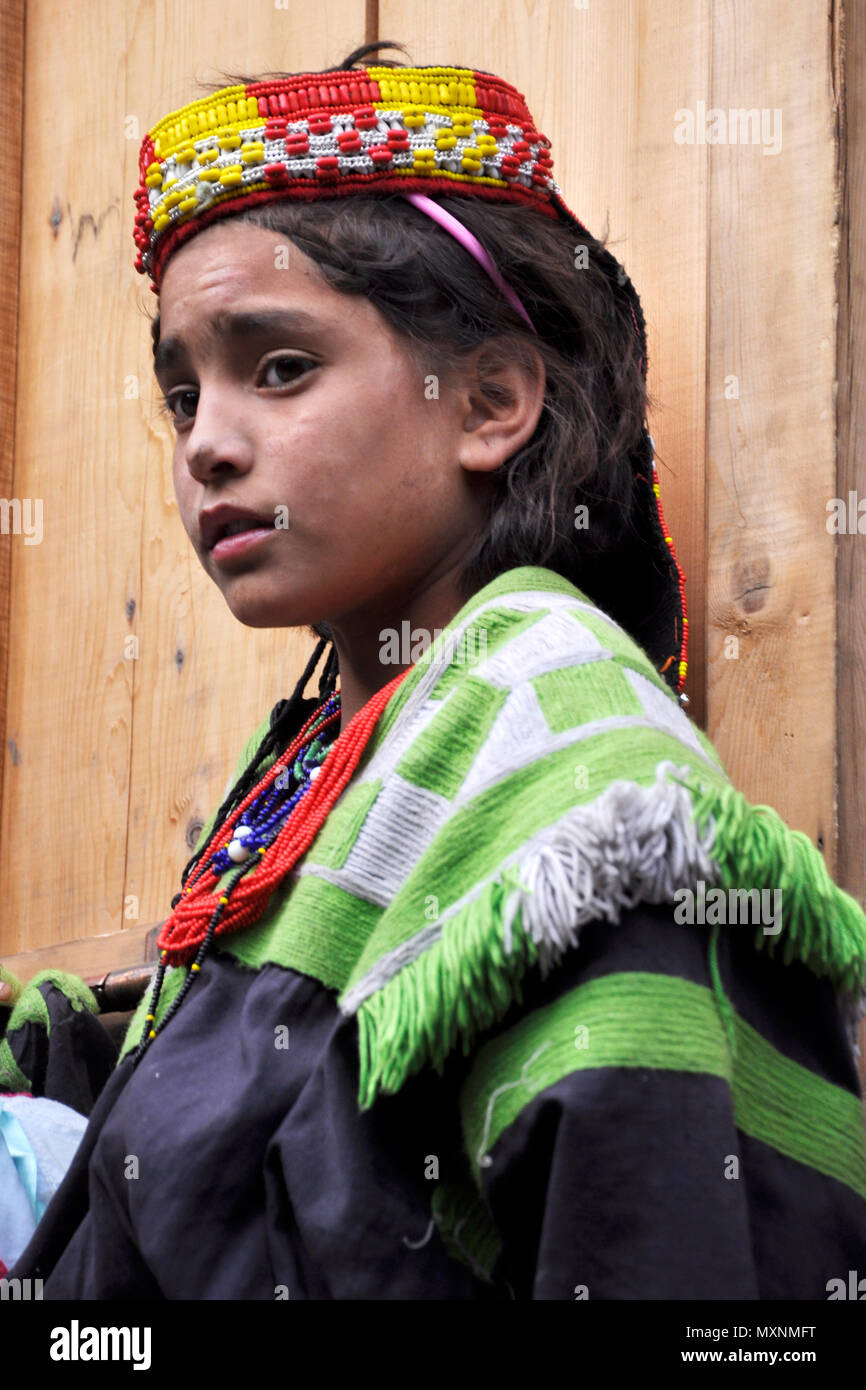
[0,1,366,962]
[2,0,861,1104]
[0,2,24,949]
[837,1,866,919]
[837,0,866,1091]
[706,4,839,852]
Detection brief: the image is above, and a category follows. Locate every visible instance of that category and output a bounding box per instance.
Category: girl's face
[154,218,502,634]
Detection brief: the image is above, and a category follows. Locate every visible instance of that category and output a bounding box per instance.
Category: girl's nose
[182,391,255,482]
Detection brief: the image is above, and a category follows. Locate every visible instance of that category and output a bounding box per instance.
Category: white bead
[227,839,252,863]
[307,765,322,781]
[234,824,254,840]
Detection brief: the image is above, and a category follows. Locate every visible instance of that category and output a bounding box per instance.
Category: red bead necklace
[132,666,410,1063]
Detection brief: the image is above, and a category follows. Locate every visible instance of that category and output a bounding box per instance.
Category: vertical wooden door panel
[1,2,366,955]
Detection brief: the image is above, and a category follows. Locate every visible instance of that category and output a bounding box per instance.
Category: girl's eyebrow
[153,308,324,379]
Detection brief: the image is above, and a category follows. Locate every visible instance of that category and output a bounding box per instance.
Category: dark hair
[155,42,661,892]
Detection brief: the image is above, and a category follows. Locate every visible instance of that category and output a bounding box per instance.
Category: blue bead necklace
[208,693,341,876]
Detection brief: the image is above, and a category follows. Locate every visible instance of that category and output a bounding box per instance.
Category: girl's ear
[456,338,546,475]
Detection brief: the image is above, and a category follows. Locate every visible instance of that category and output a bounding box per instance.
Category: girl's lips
[210,526,276,563]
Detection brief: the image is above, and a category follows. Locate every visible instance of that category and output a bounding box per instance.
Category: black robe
[9,890,866,1300]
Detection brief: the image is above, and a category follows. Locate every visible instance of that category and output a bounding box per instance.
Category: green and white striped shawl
[121,565,866,1111]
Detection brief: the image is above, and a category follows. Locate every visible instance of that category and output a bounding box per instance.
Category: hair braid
[170,636,339,905]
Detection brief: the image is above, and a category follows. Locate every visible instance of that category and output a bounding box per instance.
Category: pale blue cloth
[0,1095,87,1269]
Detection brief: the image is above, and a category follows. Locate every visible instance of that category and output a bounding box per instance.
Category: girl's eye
[157,356,317,427]
[260,354,317,388]
[158,390,197,424]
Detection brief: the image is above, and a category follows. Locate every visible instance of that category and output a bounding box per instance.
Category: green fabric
[118,565,866,1116]
[461,972,732,1182]
[457,970,866,1200]
[431,1172,502,1282]
[533,659,645,731]
[428,607,546,704]
[0,969,100,1092]
[395,675,508,798]
[732,1009,866,1198]
[2,969,99,1038]
[0,1037,32,1092]
[6,986,49,1034]
[118,966,187,1062]
[0,963,23,1008]
[568,607,683,701]
[224,874,382,991]
[309,779,383,871]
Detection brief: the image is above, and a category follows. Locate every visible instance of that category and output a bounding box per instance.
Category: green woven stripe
[4,985,49,1033]
[428,607,546,703]
[732,1011,866,1199]
[431,1176,502,1283]
[118,964,186,1059]
[26,970,99,1017]
[346,729,724,984]
[218,872,383,990]
[305,778,382,871]
[693,723,728,774]
[358,566,580,760]
[686,781,866,993]
[395,675,508,799]
[460,972,732,1182]
[476,566,587,603]
[532,660,644,733]
[0,1036,32,1091]
[1,969,100,1040]
[459,971,866,1200]
[567,607,673,697]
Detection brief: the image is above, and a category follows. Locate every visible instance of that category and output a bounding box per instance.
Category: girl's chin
[217,578,320,631]
[224,599,304,629]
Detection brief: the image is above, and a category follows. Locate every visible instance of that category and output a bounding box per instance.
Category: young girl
[9,42,866,1300]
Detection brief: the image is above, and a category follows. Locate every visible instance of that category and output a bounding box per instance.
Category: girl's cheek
[173,480,197,535]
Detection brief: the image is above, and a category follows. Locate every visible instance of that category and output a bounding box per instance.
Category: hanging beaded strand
[209,692,341,874]
[171,636,338,903]
[131,664,409,1067]
[132,691,338,1065]
[160,692,353,955]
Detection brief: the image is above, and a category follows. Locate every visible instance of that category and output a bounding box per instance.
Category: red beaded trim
[245,74,383,110]
[146,174,560,291]
[157,669,409,965]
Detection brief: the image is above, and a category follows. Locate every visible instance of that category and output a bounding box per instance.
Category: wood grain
[2,921,159,985]
[0,2,365,955]
[0,1,24,946]
[705,1,837,853]
[833,0,866,1094]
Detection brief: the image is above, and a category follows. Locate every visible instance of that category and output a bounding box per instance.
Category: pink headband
[402,192,537,334]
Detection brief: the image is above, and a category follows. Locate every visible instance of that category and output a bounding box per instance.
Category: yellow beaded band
[133,65,565,289]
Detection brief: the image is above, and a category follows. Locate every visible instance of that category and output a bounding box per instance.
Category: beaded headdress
[133,62,688,697]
